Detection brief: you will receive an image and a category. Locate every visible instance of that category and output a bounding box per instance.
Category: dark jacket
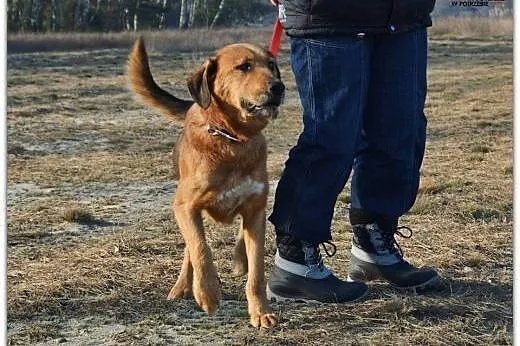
[279,0,436,37]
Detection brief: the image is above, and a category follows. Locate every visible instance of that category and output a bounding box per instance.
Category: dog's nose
[269,81,285,96]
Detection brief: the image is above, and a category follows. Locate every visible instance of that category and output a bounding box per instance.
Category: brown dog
[127,37,284,328]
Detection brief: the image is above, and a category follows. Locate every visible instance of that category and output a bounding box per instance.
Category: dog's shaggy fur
[127,37,284,328]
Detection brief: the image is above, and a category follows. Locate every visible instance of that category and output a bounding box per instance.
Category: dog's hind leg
[241,210,277,328]
[233,228,248,276]
[173,199,221,315]
[167,247,193,299]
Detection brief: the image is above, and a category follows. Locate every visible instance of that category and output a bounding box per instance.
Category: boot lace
[302,241,336,277]
[381,226,413,259]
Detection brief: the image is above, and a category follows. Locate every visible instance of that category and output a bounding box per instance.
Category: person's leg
[267,36,370,302]
[351,29,427,219]
[269,36,369,244]
[348,29,438,289]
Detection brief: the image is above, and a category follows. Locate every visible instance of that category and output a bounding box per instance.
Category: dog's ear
[187,58,216,109]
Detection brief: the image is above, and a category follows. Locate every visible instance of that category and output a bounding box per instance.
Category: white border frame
[1,0,8,343]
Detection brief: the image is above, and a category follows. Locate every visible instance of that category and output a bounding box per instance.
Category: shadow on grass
[8,275,512,326]
[75,218,124,228]
[365,276,512,302]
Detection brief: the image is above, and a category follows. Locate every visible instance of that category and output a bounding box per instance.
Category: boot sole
[266,284,368,304]
[347,273,440,292]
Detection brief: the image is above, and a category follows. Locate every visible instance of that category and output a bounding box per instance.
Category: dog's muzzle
[241,81,285,119]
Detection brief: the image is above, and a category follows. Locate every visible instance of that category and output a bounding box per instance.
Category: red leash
[269,17,283,57]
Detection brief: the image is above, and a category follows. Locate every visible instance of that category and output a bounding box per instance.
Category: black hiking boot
[267,232,368,303]
[348,208,439,290]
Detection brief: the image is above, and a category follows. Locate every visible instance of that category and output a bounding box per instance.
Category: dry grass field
[7,18,513,345]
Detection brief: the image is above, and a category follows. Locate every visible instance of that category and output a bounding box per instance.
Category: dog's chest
[216,176,265,211]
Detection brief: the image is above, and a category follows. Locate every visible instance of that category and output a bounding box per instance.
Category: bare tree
[158,0,169,29]
[179,0,189,29]
[201,0,208,27]
[74,0,90,30]
[210,0,225,29]
[123,6,131,31]
[188,0,198,27]
[133,0,141,31]
[30,0,43,31]
[50,0,59,31]
[7,0,22,31]
[7,0,267,32]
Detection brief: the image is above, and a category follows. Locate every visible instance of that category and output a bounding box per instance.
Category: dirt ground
[7,30,512,345]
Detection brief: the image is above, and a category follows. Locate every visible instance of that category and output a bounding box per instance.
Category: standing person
[266,0,440,303]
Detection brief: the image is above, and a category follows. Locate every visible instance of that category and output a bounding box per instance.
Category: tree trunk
[203,0,209,27]
[123,7,131,31]
[50,0,58,31]
[7,0,11,28]
[22,0,33,31]
[158,0,168,29]
[74,0,90,31]
[7,0,21,31]
[188,0,198,27]
[210,0,225,29]
[179,0,189,29]
[31,0,42,31]
[133,0,141,31]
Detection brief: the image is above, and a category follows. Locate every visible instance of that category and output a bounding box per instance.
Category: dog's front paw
[193,269,221,315]
[250,310,277,328]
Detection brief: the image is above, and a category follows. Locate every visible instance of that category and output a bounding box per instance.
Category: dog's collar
[207,125,245,143]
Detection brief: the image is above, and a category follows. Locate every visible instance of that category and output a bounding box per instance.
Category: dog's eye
[268,61,276,71]
[236,62,252,72]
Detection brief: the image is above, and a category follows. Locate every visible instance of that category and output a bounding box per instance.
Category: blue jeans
[269,29,428,244]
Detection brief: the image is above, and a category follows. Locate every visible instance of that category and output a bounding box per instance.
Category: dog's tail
[127,37,193,120]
